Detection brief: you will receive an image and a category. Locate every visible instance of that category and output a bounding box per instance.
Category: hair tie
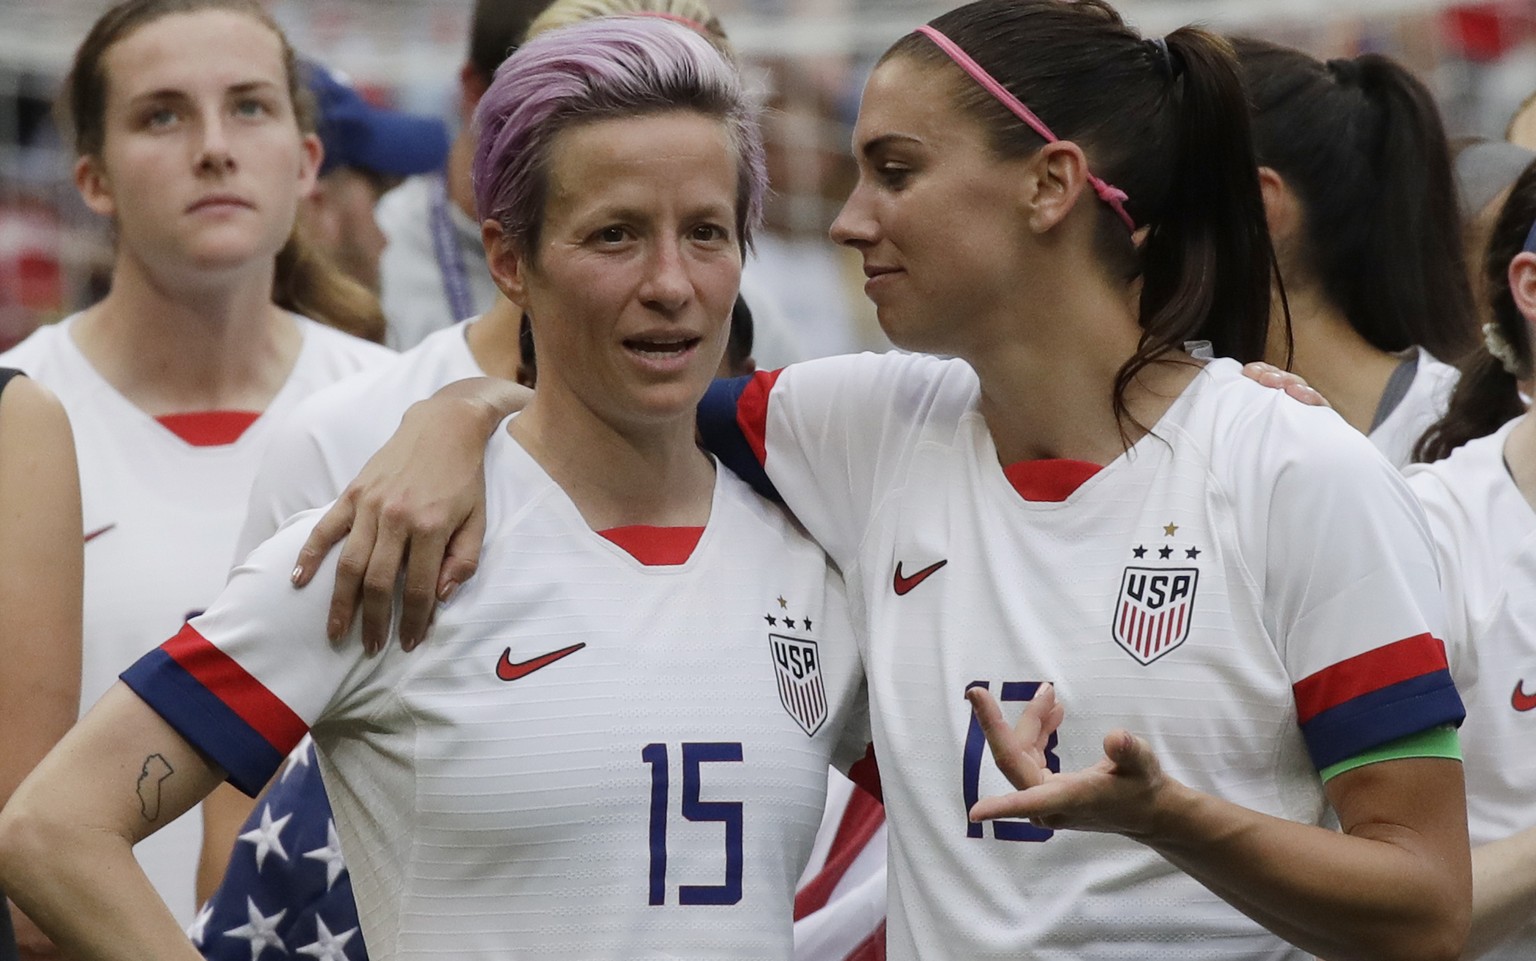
[1483,322,1526,376]
[1146,37,1181,78]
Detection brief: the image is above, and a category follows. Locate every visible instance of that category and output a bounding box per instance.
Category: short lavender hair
[472,16,766,256]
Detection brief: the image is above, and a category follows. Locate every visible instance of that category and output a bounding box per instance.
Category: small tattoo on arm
[136,753,174,822]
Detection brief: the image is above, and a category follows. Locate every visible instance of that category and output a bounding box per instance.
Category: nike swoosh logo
[1512,680,1536,713]
[893,559,948,596]
[496,642,587,682]
[84,523,117,544]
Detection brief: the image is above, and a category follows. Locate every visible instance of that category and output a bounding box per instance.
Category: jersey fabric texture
[129,426,871,961]
[0,315,391,925]
[375,177,499,350]
[1406,416,1536,961]
[698,351,1462,961]
[1369,347,1459,469]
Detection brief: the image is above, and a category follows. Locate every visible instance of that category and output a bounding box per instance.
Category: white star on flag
[188,903,214,945]
[303,819,347,890]
[222,897,286,961]
[281,737,314,783]
[238,804,293,871]
[295,915,357,961]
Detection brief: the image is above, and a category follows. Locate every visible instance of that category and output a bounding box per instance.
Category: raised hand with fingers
[966,685,1173,840]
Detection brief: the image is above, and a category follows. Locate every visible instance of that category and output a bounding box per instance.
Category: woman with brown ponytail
[0,0,391,927]
[283,1,1471,957]
[1405,161,1536,961]
[1234,39,1477,467]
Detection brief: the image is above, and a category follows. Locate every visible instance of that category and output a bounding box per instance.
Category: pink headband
[914,24,1136,232]
[628,10,709,35]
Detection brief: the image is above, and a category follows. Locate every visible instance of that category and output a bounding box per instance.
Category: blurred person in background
[0,0,392,928]
[374,0,555,349]
[1234,38,1479,467]
[298,61,449,295]
[0,371,82,961]
[1408,157,1536,961]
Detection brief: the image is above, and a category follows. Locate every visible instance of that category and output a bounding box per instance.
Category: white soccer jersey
[375,177,500,350]
[234,320,481,561]
[0,314,390,924]
[1370,347,1459,468]
[124,428,871,960]
[700,352,1460,961]
[1406,416,1536,961]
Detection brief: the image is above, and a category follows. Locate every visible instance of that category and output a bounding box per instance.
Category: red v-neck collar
[1000,458,1102,502]
[156,411,262,447]
[598,525,705,566]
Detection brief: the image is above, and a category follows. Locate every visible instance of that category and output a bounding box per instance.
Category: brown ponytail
[272,229,386,345]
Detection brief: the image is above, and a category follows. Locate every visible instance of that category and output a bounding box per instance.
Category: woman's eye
[596,226,628,244]
[878,165,912,187]
[691,223,729,243]
[233,98,271,118]
[143,107,178,129]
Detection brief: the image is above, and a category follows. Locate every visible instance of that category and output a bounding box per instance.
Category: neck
[509,388,714,531]
[1506,399,1536,514]
[965,277,1190,467]
[71,251,301,414]
[1267,282,1402,435]
[447,134,477,222]
[465,298,524,381]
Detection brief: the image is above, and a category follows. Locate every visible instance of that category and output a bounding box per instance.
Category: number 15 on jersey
[963,680,1060,842]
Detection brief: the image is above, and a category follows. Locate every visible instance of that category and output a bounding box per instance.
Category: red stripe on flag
[794,786,886,919]
[1293,633,1449,723]
[735,369,784,467]
[162,623,308,754]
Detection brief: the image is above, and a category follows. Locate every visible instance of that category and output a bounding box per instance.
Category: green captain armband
[1319,725,1461,783]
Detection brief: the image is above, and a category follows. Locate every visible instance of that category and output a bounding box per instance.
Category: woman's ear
[74,154,116,219]
[1257,166,1300,244]
[1508,251,1536,329]
[483,220,530,310]
[1025,141,1091,234]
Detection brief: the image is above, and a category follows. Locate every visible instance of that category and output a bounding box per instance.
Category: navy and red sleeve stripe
[120,623,308,795]
[697,371,783,503]
[1292,633,1464,771]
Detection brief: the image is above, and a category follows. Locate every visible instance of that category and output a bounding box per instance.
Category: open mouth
[623,335,702,359]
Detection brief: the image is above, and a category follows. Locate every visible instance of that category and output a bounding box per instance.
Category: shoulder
[0,371,69,440]
[773,350,978,422]
[0,318,72,376]
[292,315,396,371]
[1405,419,1526,566]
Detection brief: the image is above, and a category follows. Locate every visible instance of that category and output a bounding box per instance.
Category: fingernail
[438,580,460,603]
[328,618,342,641]
[291,566,304,584]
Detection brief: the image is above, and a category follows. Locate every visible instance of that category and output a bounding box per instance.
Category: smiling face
[495,110,742,435]
[831,55,1035,356]
[76,9,320,280]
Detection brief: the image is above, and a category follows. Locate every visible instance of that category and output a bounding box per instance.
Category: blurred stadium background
[1,0,1534,349]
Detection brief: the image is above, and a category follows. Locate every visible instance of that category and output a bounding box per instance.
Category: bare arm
[0,377,83,961]
[1462,828,1536,958]
[0,683,226,961]
[290,377,529,653]
[969,689,1470,961]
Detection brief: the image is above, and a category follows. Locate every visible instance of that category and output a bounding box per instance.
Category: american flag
[192,738,364,961]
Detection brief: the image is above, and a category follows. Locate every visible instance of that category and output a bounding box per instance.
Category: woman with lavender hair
[0,17,870,961]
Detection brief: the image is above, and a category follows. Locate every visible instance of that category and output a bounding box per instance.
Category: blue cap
[303,60,450,177]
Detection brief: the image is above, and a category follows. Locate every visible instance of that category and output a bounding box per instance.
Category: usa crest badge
[1113,566,1198,665]
[769,634,827,736]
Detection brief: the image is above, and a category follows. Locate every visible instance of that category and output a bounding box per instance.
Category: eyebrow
[126,79,282,106]
[858,132,924,160]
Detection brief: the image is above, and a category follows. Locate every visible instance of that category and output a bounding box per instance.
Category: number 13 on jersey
[962,680,1059,842]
